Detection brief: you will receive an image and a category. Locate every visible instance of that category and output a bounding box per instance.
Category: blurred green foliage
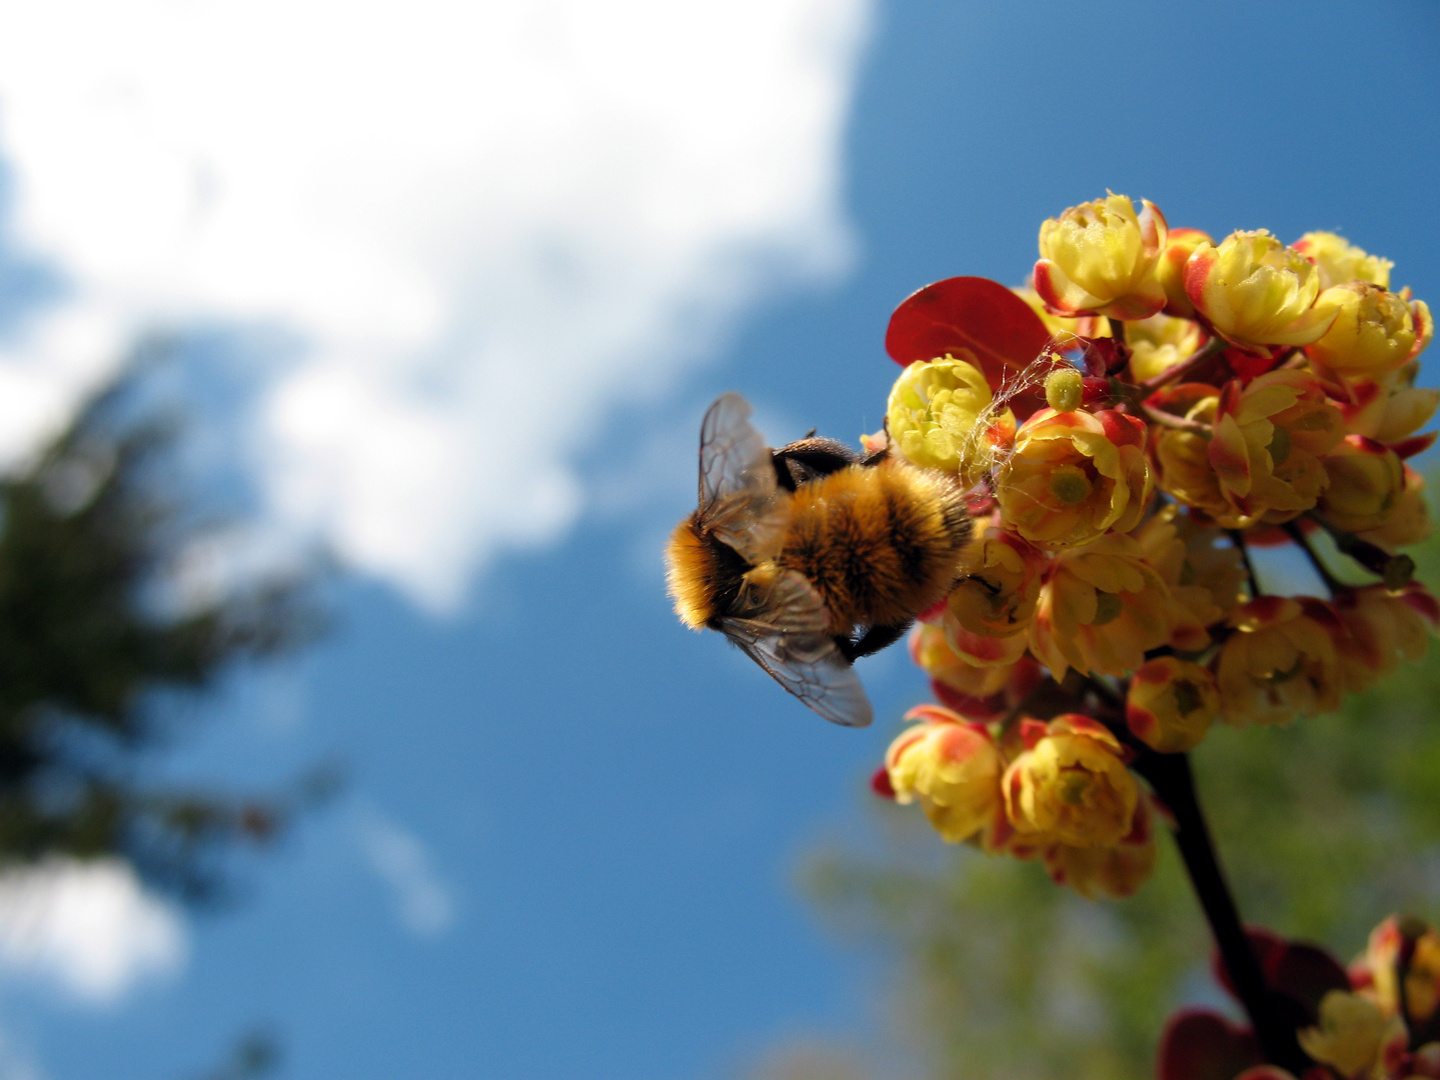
[805,528,1440,1080]
[0,362,327,900]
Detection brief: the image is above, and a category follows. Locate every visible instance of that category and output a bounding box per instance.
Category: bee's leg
[835,620,911,663]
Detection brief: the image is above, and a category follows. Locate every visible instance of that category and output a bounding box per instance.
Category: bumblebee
[665,393,973,727]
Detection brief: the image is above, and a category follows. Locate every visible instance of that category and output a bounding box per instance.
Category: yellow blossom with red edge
[1298,990,1407,1080]
[1002,715,1138,848]
[1034,193,1168,320]
[1364,916,1440,1028]
[1307,282,1433,377]
[1184,229,1340,350]
[887,354,1016,483]
[1215,596,1345,726]
[995,407,1151,549]
[910,623,1013,699]
[1331,362,1439,449]
[1320,435,1406,533]
[1154,370,1344,528]
[1126,312,1207,383]
[1132,505,1229,645]
[1042,794,1158,899]
[886,704,1005,843]
[1155,227,1213,318]
[1360,466,1432,549]
[1294,230,1394,290]
[1333,583,1439,692]
[1126,657,1220,752]
[943,530,1045,642]
[1029,533,1176,679]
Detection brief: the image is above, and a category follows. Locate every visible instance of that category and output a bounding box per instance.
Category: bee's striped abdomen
[778,462,970,635]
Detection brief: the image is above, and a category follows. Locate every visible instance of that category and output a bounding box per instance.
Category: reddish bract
[885,275,1052,387]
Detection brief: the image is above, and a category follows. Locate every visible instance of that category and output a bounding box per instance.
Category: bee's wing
[697,393,787,562]
[720,570,873,728]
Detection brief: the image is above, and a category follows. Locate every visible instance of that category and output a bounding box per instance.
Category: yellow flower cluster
[880,194,1438,898]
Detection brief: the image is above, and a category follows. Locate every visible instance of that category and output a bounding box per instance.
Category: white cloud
[0,858,186,1005]
[0,0,871,609]
[353,807,456,938]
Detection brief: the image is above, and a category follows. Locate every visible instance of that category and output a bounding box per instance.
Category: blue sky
[0,1,1436,1078]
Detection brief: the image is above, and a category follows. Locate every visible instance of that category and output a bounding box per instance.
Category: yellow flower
[1319,435,1405,533]
[1034,193,1168,320]
[1293,230,1393,290]
[1154,227,1213,318]
[1126,657,1219,752]
[1215,596,1344,726]
[995,407,1151,549]
[1359,465,1431,549]
[886,704,1005,844]
[887,355,1016,483]
[944,530,1045,641]
[1184,229,1340,350]
[910,622,1013,698]
[1332,583,1439,693]
[1365,915,1440,1027]
[1002,714,1138,848]
[1307,282,1432,377]
[1297,990,1406,1080]
[1012,284,1111,340]
[1042,795,1158,899]
[1028,533,1175,679]
[1154,370,1344,528]
[1333,362,1439,447]
[1126,312,1207,383]
[1132,505,1230,646]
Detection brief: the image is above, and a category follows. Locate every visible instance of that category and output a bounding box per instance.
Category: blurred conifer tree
[0,354,327,901]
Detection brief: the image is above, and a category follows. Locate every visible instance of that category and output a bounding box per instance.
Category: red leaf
[885,276,1052,385]
[870,766,896,800]
[1158,1010,1263,1080]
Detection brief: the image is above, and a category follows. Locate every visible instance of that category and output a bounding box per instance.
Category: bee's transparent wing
[697,393,787,563]
[720,570,873,728]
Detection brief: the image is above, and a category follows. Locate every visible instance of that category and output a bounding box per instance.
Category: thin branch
[1132,750,1311,1073]
[1107,317,1128,344]
[1227,529,1263,600]
[1141,402,1211,436]
[1304,512,1416,590]
[1140,335,1228,392]
[1281,521,1344,596]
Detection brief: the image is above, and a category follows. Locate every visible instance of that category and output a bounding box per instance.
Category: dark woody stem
[1281,521,1344,595]
[1227,530,1264,600]
[1131,750,1310,1073]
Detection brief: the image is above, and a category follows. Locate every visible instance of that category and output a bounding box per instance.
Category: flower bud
[1293,231,1393,290]
[886,705,1005,844]
[1307,282,1432,376]
[1045,366,1084,412]
[1154,227,1213,318]
[887,355,1015,483]
[1126,657,1220,752]
[1126,312,1207,383]
[1034,193,1168,320]
[1184,230,1340,350]
[1002,715,1138,848]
